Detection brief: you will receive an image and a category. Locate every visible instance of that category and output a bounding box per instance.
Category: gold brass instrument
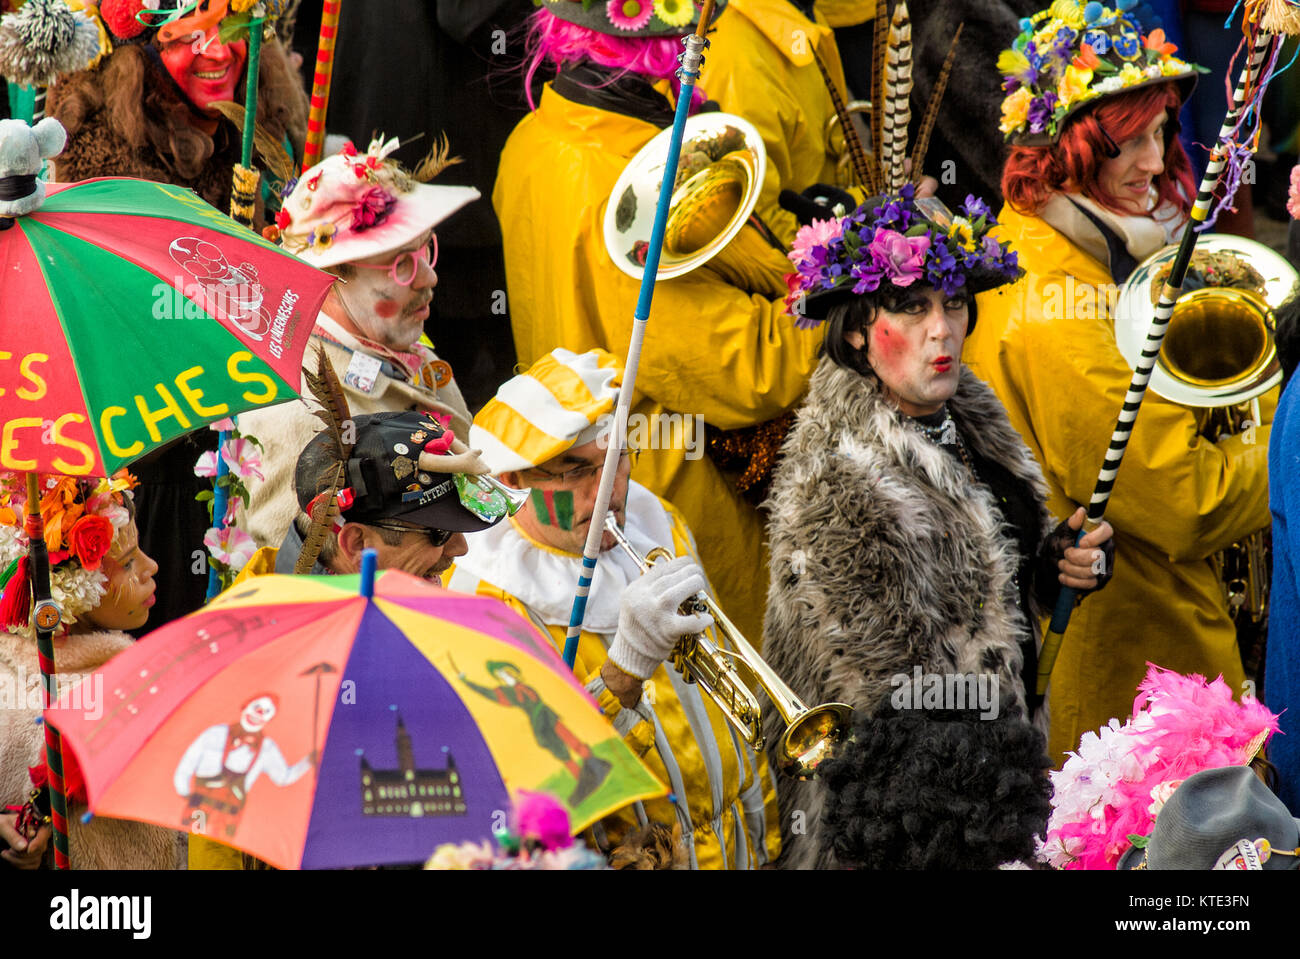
[603,112,769,281]
[1115,235,1300,657]
[604,516,852,779]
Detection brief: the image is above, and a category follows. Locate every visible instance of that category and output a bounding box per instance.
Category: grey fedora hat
[1118,766,1300,870]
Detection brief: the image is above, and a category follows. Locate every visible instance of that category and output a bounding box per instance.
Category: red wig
[1002,82,1195,221]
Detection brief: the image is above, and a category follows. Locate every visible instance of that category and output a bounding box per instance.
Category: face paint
[158,29,248,115]
[530,488,575,530]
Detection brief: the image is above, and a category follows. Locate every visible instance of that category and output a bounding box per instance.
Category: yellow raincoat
[964,203,1271,761]
[706,0,858,244]
[494,86,822,642]
[443,487,781,869]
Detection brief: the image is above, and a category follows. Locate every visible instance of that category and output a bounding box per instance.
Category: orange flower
[1073,42,1100,71]
[1145,28,1177,57]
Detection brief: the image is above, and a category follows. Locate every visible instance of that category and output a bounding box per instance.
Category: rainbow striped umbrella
[0,176,333,478]
[44,568,665,869]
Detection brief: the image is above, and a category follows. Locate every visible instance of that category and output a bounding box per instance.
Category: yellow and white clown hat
[470,348,622,474]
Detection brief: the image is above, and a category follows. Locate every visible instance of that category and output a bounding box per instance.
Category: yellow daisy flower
[654,0,694,26]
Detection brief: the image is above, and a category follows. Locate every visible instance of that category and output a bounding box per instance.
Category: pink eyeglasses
[353,234,438,286]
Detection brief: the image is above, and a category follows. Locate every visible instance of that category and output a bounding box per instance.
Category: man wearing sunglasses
[235,409,507,578]
[242,139,480,554]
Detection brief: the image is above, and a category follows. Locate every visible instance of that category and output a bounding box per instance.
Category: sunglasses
[368,521,454,548]
[352,234,439,286]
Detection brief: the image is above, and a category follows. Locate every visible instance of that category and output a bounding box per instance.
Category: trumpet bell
[1115,235,1298,408]
[780,703,854,780]
[604,112,765,281]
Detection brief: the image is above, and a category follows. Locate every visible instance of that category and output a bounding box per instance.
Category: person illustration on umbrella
[459,660,611,808]
[173,691,316,839]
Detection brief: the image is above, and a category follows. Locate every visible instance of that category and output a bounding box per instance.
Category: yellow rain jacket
[494,86,822,642]
[444,484,781,869]
[706,0,857,244]
[964,203,1271,761]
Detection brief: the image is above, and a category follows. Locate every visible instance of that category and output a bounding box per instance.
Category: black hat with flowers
[997,0,1203,146]
[783,184,1023,327]
[537,0,726,37]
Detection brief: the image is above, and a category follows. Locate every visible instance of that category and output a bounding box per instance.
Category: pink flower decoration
[352,186,396,231]
[513,790,573,851]
[789,217,843,269]
[423,430,455,455]
[868,229,930,287]
[1287,161,1300,221]
[204,525,256,570]
[220,437,264,482]
[607,0,654,31]
[208,417,236,432]
[194,450,220,478]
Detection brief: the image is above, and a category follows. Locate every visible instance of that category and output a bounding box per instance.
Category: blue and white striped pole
[563,2,718,669]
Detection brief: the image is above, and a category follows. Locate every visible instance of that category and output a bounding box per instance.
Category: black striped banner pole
[1036,29,1280,696]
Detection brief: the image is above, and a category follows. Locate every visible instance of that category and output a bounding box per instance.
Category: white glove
[608,556,715,681]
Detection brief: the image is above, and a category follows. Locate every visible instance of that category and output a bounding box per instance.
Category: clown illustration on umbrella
[173,691,317,839]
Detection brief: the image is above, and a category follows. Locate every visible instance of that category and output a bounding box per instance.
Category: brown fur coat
[761,358,1053,869]
[0,629,181,870]
[46,38,307,218]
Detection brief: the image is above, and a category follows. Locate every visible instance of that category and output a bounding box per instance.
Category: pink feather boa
[1039,663,1280,870]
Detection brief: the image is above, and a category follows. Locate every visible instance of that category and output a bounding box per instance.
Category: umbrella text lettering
[98,352,279,458]
[1,413,95,475]
[0,350,48,400]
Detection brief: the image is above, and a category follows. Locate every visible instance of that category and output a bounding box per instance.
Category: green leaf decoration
[1127,834,1151,849]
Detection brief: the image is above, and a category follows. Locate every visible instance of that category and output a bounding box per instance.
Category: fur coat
[46,38,307,218]
[761,357,1053,870]
[0,629,181,870]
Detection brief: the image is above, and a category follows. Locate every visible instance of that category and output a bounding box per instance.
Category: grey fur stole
[761,357,1051,869]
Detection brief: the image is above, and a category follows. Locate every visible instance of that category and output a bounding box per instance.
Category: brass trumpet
[604,516,852,779]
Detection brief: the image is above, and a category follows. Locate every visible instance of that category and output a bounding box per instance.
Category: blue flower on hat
[1083,28,1110,54]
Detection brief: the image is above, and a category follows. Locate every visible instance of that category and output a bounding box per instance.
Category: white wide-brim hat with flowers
[275,137,480,270]
[998,0,1203,146]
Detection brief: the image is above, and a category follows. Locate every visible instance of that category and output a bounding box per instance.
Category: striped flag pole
[1036,28,1282,696]
[562,1,718,670]
[302,0,342,170]
[24,473,71,869]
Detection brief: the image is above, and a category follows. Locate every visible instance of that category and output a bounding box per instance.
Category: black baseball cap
[296,411,507,534]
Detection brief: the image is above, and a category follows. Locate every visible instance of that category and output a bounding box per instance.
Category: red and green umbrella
[1,171,334,868]
[0,175,333,478]
[44,567,666,869]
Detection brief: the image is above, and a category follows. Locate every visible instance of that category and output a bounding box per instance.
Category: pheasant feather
[813,48,874,192]
[883,0,913,193]
[296,345,355,573]
[869,5,890,196]
[910,24,963,185]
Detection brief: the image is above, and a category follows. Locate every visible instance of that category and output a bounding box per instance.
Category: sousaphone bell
[604,112,766,280]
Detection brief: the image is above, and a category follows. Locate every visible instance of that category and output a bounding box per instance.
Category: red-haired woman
[964,4,1271,763]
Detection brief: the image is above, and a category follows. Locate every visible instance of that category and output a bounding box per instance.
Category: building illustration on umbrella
[359,713,467,819]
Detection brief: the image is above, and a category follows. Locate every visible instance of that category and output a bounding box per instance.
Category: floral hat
[270,136,480,269]
[538,0,727,36]
[783,184,1023,328]
[0,470,138,633]
[998,1,1202,146]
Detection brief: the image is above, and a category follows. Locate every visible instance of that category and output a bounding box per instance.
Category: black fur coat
[761,357,1053,869]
